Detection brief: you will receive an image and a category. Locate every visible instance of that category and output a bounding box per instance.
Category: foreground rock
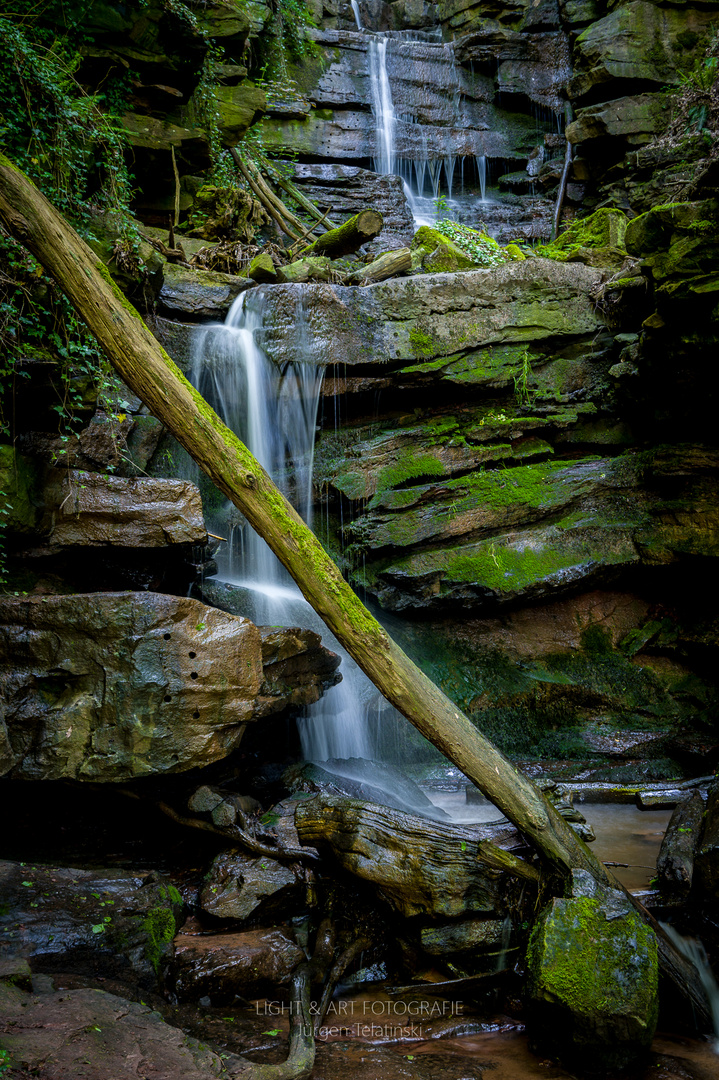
[526,870,658,1073]
[0,860,182,984]
[172,927,304,1002]
[0,593,334,780]
[0,981,245,1080]
[199,851,300,921]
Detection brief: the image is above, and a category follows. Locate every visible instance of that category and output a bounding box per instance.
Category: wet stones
[199,851,300,921]
[172,927,304,1002]
[0,860,183,984]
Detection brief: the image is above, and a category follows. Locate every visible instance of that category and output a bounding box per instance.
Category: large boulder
[158,263,254,319]
[255,260,605,369]
[567,94,664,148]
[0,593,264,781]
[526,871,658,1073]
[570,3,715,100]
[40,471,207,547]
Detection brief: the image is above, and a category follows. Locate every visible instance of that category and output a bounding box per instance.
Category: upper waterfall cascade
[365,26,487,222]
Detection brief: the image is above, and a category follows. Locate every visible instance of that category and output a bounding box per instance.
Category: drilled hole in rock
[163,695,171,702]
[190,672,198,679]
[192,711,200,719]
[188,651,196,659]
[163,633,171,640]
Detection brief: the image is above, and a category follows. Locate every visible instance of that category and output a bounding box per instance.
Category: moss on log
[302,209,383,259]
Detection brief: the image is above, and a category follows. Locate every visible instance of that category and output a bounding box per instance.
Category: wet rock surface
[255,260,604,369]
[37,470,207,548]
[0,860,182,983]
[172,927,304,1001]
[199,851,300,921]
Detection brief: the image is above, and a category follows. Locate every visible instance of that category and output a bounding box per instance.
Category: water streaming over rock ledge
[190,288,458,806]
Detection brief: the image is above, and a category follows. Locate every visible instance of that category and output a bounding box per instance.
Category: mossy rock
[247,252,278,283]
[625,200,719,299]
[410,225,478,274]
[215,82,266,144]
[526,877,658,1072]
[282,256,334,283]
[540,208,629,267]
[625,200,718,258]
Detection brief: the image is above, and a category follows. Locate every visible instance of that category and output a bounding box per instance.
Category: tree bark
[343,247,411,285]
[302,210,383,259]
[0,153,709,1025]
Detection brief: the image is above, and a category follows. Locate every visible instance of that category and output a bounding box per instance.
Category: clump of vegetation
[432,220,509,267]
[0,5,140,444]
[0,9,133,227]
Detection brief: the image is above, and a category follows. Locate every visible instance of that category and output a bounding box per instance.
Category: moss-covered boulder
[539,208,629,267]
[247,251,279,284]
[526,871,658,1072]
[411,225,478,273]
[625,199,719,300]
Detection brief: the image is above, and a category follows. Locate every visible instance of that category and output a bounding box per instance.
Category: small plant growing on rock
[432,219,508,267]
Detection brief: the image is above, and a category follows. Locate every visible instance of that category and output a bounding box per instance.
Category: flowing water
[190,289,449,803]
[366,28,487,225]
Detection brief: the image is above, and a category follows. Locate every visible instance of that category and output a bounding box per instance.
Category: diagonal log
[0,152,709,1026]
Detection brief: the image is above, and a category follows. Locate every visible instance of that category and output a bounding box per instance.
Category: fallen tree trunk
[230,149,301,242]
[343,247,411,285]
[302,209,383,259]
[0,153,709,1025]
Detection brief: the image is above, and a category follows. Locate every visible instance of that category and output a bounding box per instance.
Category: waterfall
[366,31,470,227]
[190,289,418,770]
[368,37,395,177]
[350,0,362,30]
[661,924,719,1051]
[191,289,322,623]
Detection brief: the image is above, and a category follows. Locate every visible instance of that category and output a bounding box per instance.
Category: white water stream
[366,29,486,225]
[191,289,455,808]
